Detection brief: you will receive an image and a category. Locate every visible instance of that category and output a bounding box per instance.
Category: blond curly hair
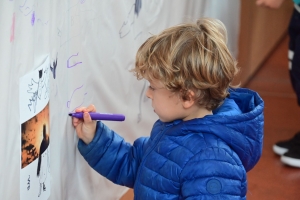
[132,18,239,110]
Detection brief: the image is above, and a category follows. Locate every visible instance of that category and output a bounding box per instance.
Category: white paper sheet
[20,56,51,200]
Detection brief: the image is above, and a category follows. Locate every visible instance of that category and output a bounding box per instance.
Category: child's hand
[72,104,97,145]
[256,0,286,9]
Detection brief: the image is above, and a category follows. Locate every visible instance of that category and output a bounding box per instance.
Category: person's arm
[78,121,147,188]
[256,0,286,9]
[72,104,147,187]
[180,148,246,199]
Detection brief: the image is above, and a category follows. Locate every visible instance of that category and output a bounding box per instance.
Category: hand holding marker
[69,112,125,121]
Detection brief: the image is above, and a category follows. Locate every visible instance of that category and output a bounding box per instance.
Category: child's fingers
[72,117,79,124]
[72,117,82,127]
[75,104,96,113]
[86,104,96,112]
[83,111,92,122]
[75,107,87,112]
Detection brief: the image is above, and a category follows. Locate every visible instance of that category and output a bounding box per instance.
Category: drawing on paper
[26,67,49,113]
[36,124,50,197]
[20,56,50,200]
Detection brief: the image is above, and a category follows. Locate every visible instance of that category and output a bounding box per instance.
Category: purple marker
[69,112,125,121]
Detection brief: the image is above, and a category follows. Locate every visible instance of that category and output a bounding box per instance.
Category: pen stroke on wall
[119,0,142,39]
[67,53,82,68]
[67,85,88,112]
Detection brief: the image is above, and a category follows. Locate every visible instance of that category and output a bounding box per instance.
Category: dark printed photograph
[21,103,50,169]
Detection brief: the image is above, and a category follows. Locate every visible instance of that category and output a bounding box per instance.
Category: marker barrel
[70,112,125,121]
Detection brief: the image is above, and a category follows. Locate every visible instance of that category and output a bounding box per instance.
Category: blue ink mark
[135,0,142,16]
[134,31,143,40]
[119,1,142,39]
[27,175,30,190]
[119,4,136,38]
[67,53,82,68]
[50,56,57,79]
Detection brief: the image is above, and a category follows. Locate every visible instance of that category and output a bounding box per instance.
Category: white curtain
[0,0,240,199]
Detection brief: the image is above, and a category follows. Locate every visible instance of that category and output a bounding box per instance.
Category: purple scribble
[79,0,86,3]
[31,11,35,26]
[67,53,82,68]
[19,0,34,16]
[67,85,87,112]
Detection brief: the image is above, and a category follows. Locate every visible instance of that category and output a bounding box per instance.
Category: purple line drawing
[31,11,35,26]
[18,0,49,27]
[67,53,82,68]
[19,0,34,16]
[67,85,88,112]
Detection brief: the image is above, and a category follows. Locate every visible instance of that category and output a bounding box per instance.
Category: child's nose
[146,88,152,99]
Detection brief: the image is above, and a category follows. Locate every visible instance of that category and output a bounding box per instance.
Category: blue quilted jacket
[78,88,264,199]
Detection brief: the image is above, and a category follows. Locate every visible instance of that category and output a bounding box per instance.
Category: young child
[72,18,264,199]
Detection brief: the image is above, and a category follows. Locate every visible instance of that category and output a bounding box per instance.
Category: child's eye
[149,86,155,91]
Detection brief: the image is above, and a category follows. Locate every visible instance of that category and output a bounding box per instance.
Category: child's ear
[182,90,195,109]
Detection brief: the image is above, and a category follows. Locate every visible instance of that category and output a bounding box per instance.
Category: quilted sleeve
[78,121,148,188]
[180,147,247,200]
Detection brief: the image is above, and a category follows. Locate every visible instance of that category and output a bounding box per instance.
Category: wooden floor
[246,35,300,199]
[121,35,300,200]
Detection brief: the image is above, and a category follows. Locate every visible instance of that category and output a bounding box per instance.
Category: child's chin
[159,118,171,123]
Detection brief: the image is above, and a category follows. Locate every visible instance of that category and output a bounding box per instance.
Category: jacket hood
[178,88,264,172]
[212,88,264,171]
